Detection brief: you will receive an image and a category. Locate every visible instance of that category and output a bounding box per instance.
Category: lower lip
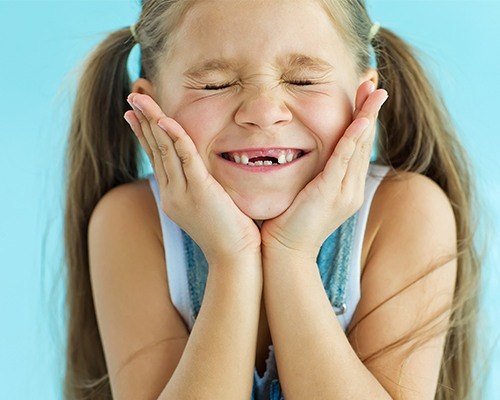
[217,152,309,173]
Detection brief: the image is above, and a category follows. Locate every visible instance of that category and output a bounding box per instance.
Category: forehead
[169,0,349,75]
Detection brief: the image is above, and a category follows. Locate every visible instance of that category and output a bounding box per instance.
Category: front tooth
[233,154,241,163]
[278,152,287,164]
[285,151,294,162]
[263,160,273,166]
[254,160,264,166]
[240,154,249,164]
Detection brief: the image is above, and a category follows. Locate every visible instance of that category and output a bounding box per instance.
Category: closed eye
[203,80,315,91]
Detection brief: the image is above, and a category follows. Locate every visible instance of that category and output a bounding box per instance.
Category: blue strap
[269,378,285,400]
[317,211,359,312]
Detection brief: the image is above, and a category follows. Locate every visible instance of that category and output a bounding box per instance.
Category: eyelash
[203,80,315,91]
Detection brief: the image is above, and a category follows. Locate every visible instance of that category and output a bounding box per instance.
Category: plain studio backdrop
[0,0,498,398]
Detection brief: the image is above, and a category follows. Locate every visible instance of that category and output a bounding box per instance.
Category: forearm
[158,254,262,400]
[262,248,391,400]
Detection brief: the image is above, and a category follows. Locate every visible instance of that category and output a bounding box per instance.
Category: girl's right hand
[124,93,262,265]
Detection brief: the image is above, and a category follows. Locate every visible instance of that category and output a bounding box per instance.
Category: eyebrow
[183,52,334,80]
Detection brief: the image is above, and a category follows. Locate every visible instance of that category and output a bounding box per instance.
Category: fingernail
[157,118,168,132]
[124,113,132,125]
[126,93,136,105]
[368,82,375,93]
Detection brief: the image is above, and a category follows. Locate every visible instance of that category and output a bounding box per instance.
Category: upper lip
[218,147,311,158]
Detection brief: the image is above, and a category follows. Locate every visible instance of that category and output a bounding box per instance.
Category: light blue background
[0,1,498,398]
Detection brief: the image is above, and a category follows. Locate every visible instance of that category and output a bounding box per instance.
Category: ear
[358,67,379,89]
[131,77,157,99]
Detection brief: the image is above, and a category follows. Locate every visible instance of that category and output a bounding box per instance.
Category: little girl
[63,1,482,399]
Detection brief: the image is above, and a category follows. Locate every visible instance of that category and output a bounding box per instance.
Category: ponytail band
[368,22,381,41]
[130,23,138,42]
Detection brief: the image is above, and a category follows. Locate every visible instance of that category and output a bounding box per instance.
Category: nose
[234,89,293,130]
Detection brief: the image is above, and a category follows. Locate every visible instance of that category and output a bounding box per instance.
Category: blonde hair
[62,0,489,398]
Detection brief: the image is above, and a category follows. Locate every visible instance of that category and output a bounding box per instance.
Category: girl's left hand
[260,81,389,260]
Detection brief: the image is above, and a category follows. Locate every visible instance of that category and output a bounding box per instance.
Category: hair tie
[130,23,138,42]
[368,22,381,41]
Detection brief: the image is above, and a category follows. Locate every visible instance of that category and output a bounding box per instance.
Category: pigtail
[371,26,484,400]
[63,26,139,400]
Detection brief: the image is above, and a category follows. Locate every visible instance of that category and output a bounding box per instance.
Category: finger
[127,94,170,190]
[129,94,187,191]
[355,88,388,121]
[132,94,210,188]
[321,117,371,194]
[123,109,154,164]
[343,93,389,194]
[352,80,375,120]
[156,116,211,187]
[343,122,375,197]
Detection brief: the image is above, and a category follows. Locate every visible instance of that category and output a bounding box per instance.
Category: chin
[234,193,292,220]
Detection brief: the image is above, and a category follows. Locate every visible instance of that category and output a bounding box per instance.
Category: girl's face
[134,0,377,221]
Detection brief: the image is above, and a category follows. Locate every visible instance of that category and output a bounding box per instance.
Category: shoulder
[89,177,162,245]
[374,169,456,247]
[362,168,457,277]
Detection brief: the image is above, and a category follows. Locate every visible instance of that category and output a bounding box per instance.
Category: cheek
[168,96,229,146]
[294,94,353,153]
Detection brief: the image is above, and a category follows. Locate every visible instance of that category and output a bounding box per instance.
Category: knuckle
[359,141,371,158]
[145,113,156,123]
[340,153,351,166]
[173,141,191,165]
[133,109,147,123]
[158,143,170,158]
[137,115,150,128]
[151,151,160,166]
[334,149,351,167]
[178,152,191,165]
[160,193,185,213]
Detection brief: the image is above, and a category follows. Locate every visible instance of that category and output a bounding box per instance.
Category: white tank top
[147,163,391,333]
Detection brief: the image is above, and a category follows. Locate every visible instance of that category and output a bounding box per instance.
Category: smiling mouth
[220,150,307,166]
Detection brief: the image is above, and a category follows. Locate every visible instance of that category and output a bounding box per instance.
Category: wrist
[262,242,318,264]
[207,251,262,272]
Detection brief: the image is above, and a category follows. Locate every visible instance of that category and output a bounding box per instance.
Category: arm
[261,172,457,399]
[159,255,263,400]
[262,250,391,399]
[89,183,263,400]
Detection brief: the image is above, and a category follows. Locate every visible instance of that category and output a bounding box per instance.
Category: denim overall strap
[180,229,209,320]
[181,209,359,399]
[317,210,359,313]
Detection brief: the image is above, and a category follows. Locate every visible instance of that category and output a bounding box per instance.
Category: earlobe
[131,77,157,99]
